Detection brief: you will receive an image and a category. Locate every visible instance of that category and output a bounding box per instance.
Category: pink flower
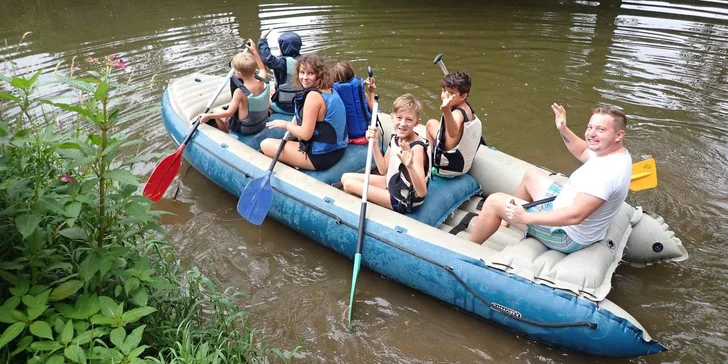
[60,172,75,183]
[115,58,128,70]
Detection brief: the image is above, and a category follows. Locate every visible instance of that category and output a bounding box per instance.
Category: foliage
[0,37,300,363]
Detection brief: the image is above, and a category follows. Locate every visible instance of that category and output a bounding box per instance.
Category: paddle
[347,67,378,328]
[433,52,449,75]
[143,68,237,201]
[237,125,292,225]
[521,158,658,208]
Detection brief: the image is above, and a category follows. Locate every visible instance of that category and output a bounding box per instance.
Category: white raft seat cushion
[486,203,634,301]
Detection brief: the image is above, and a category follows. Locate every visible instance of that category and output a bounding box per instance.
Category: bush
[0,36,299,363]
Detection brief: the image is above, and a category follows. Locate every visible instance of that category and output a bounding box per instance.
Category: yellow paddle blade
[630,158,657,191]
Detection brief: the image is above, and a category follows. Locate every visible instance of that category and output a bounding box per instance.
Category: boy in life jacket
[201,45,269,134]
[425,71,483,178]
[331,61,376,144]
[257,28,303,115]
[341,94,431,213]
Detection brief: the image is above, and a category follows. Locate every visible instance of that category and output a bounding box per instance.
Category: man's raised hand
[552,103,567,131]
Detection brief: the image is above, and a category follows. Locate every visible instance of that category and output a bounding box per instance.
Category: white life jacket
[432,104,482,178]
[386,133,431,213]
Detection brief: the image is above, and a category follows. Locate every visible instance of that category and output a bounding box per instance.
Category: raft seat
[442,194,637,301]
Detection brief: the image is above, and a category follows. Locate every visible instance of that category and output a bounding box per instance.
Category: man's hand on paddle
[552,103,567,131]
[260,28,273,39]
[364,77,376,95]
[505,199,528,224]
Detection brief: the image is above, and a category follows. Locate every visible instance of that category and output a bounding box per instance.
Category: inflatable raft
[158,73,688,357]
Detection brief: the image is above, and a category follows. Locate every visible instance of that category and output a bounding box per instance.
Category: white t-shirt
[552,149,632,245]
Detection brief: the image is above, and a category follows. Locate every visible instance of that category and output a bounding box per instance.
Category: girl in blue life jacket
[260,54,348,171]
[331,61,376,144]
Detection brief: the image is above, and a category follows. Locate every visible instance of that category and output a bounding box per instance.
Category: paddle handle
[521,196,557,209]
[354,96,379,253]
[181,68,237,146]
[434,53,449,75]
[267,130,290,171]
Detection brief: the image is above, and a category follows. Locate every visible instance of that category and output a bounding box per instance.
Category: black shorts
[307,148,345,170]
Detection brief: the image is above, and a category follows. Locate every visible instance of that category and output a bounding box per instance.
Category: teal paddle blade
[237,171,273,225]
[347,253,362,328]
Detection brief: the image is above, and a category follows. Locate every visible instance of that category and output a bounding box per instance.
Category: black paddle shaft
[515,196,557,209]
[267,137,289,171]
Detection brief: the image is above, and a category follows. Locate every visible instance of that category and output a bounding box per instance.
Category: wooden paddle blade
[143,146,185,201]
[237,172,273,225]
[630,158,657,191]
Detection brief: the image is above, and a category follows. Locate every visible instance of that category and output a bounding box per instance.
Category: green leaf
[109,326,125,349]
[89,314,115,326]
[30,321,54,340]
[9,280,30,297]
[60,319,73,344]
[30,340,63,351]
[98,296,118,318]
[0,307,19,324]
[47,355,65,364]
[123,202,147,221]
[40,100,94,119]
[64,202,82,219]
[72,327,107,346]
[120,307,156,324]
[131,287,148,307]
[10,335,33,355]
[78,255,100,282]
[65,344,86,363]
[127,345,147,360]
[94,81,110,102]
[49,280,84,301]
[0,91,20,103]
[15,213,41,239]
[121,325,145,355]
[124,277,139,296]
[0,261,24,270]
[26,304,48,321]
[103,169,138,186]
[0,322,26,349]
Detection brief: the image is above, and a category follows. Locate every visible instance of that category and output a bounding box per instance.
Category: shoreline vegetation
[0,33,299,363]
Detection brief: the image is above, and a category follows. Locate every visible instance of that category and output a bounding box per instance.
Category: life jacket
[294,88,348,155]
[432,103,483,178]
[386,134,431,213]
[273,56,303,113]
[228,75,270,134]
[332,76,371,144]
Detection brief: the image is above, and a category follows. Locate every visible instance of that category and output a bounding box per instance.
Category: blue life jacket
[228,75,271,134]
[332,76,371,140]
[294,88,348,155]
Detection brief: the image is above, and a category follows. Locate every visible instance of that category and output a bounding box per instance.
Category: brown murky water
[2,0,727,362]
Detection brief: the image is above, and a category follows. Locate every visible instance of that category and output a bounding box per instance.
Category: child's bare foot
[500,219,509,228]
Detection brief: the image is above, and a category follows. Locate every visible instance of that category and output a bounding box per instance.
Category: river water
[1,0,727,362]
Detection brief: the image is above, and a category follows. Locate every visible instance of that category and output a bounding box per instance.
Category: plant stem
[97,100,108,248]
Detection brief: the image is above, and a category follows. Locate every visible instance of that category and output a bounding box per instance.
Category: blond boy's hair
[392,94,422,116]
[231,52,257,76]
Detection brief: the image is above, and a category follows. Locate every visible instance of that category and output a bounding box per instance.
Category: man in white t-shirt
[469,104,632,253]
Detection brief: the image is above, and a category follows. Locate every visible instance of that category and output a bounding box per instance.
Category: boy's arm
[364,77,376,111]
[403,144,428,198]
[201,90,244,122]
[440,93,464,146]
[368,128,386,174]
[552,103,589,162]
[246,39,267,80]
[257,38,286,71]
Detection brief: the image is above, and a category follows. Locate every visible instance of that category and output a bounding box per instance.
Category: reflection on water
[2,0,728,362]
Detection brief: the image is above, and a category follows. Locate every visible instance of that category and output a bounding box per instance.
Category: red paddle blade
[143,145,185,201]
